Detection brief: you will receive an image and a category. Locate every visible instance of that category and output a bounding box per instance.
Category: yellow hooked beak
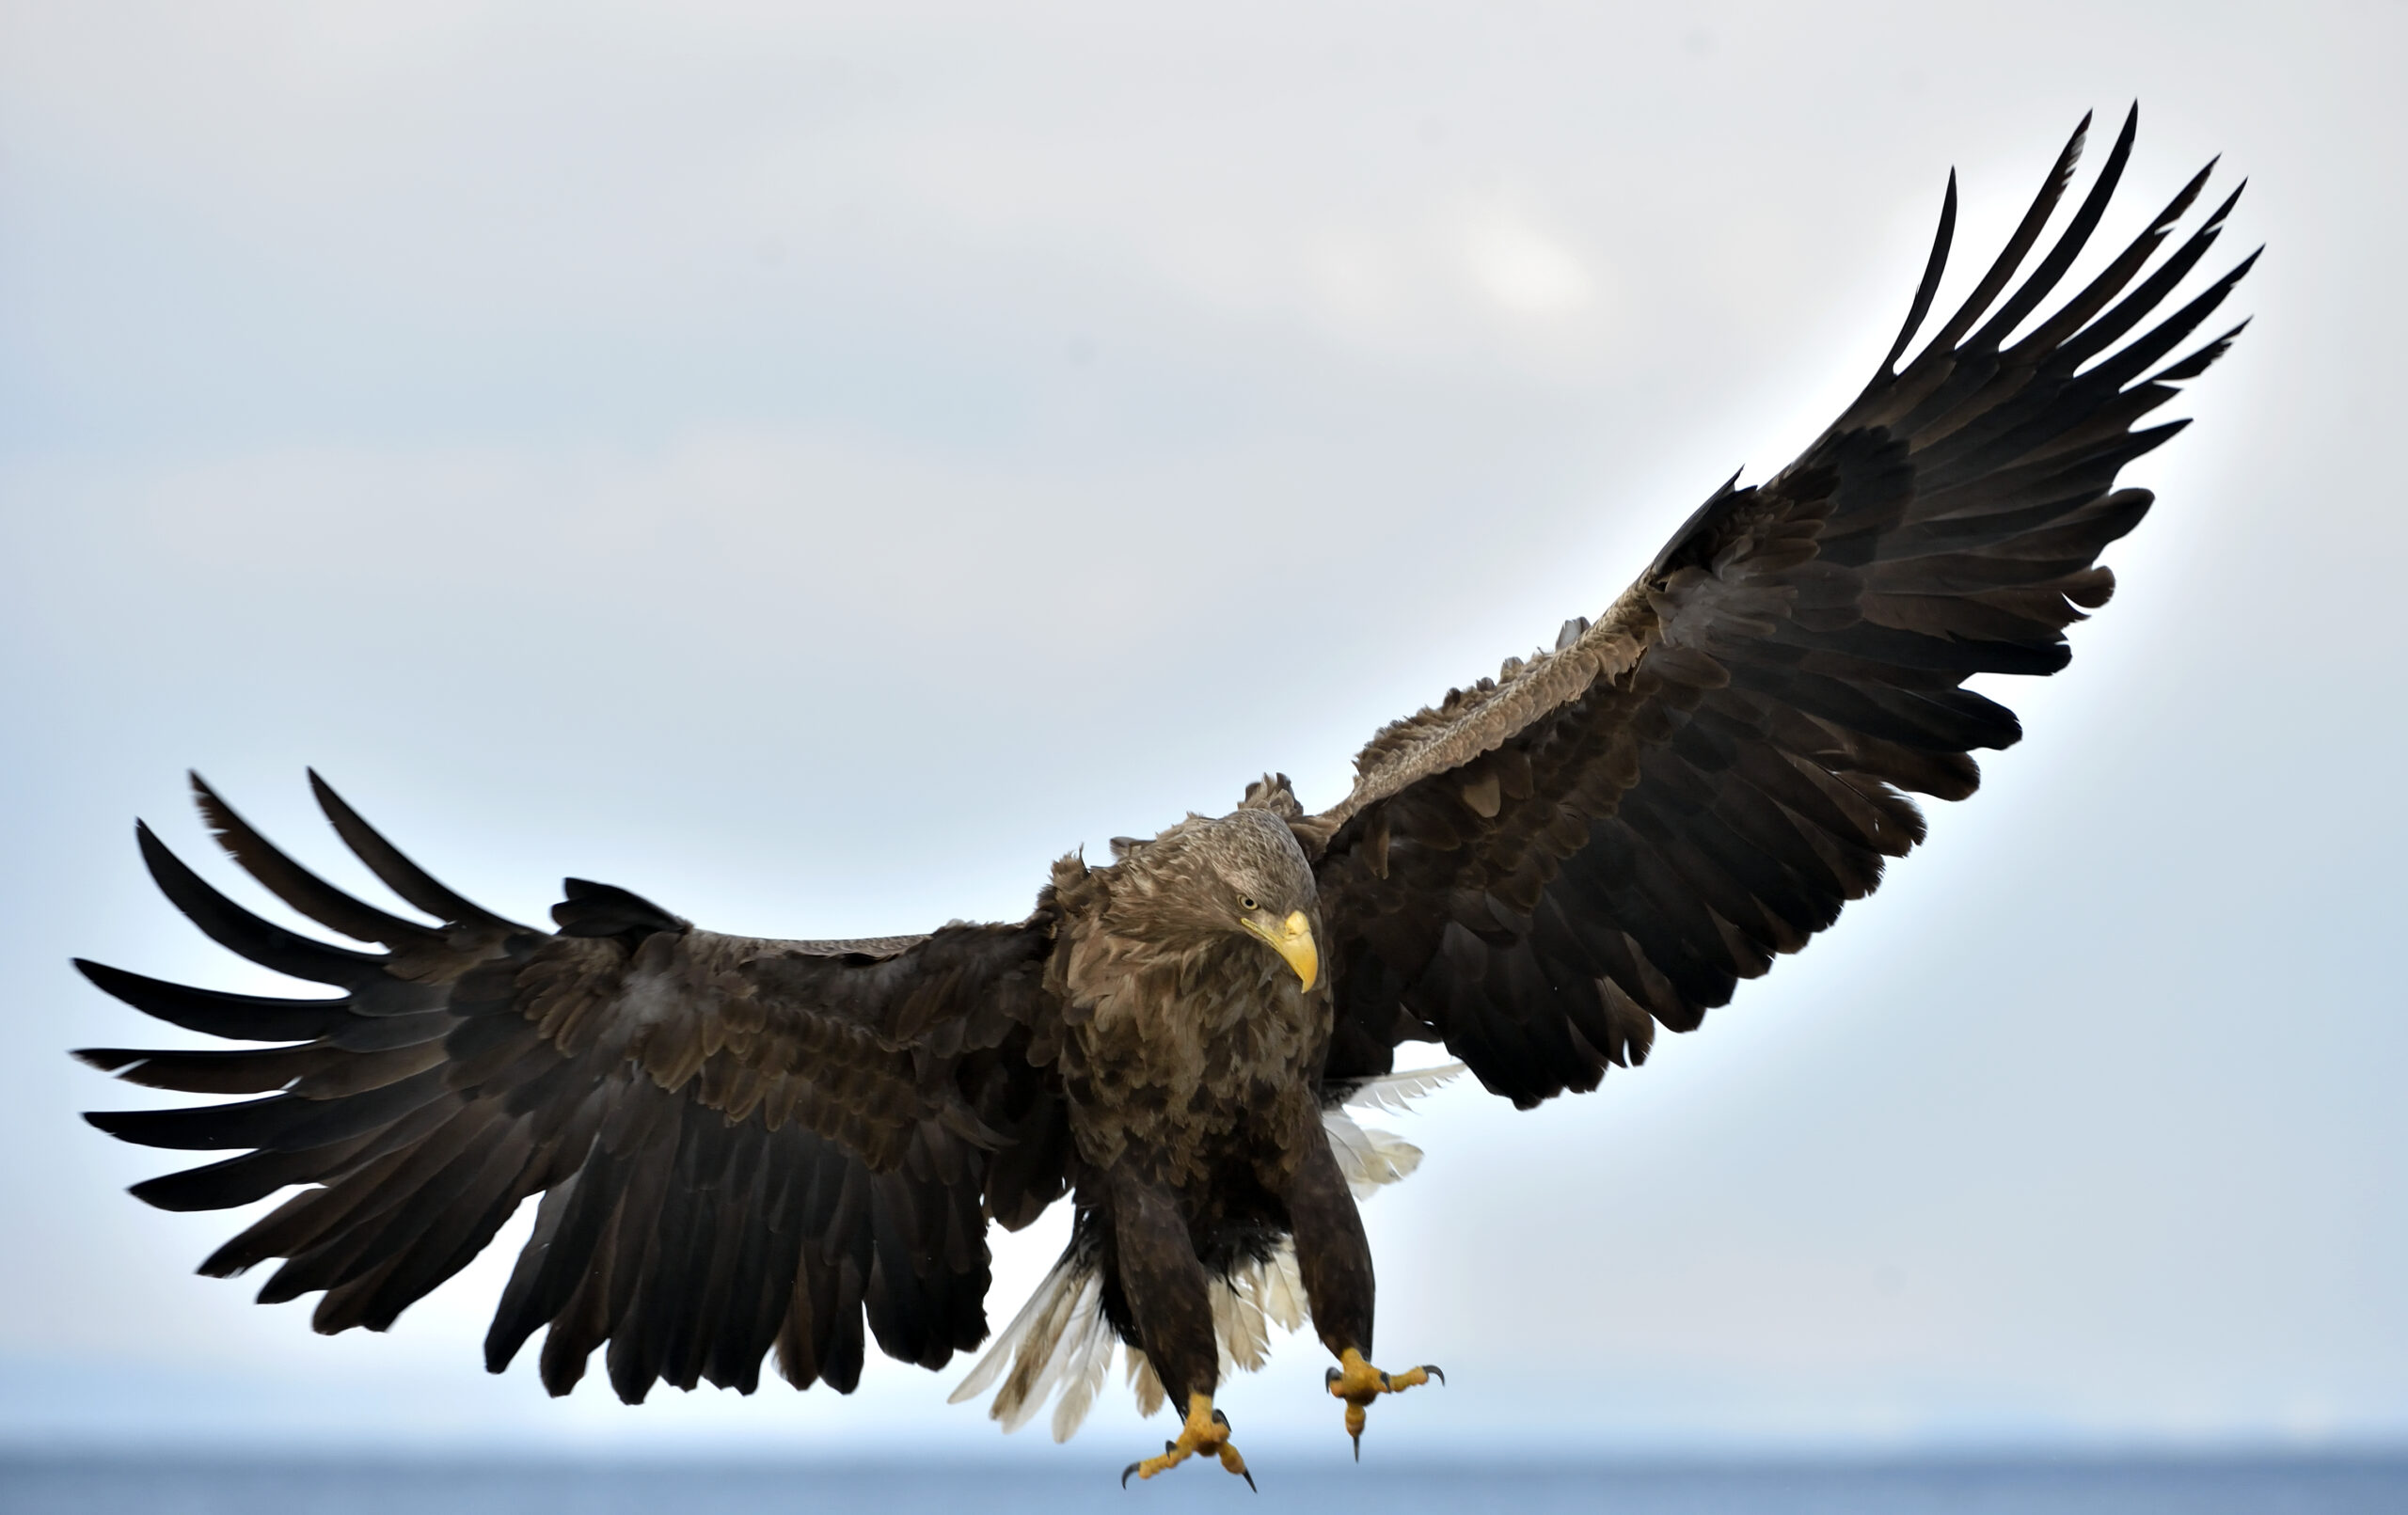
[1243,909,1319,992]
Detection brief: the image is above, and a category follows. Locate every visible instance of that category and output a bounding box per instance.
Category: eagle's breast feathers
[1043,824,1329,1188]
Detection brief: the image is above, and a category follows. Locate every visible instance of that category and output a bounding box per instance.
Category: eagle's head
[1101,808,1320,990]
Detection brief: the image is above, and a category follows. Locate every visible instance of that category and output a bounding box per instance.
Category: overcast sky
[2,0,2402,1466]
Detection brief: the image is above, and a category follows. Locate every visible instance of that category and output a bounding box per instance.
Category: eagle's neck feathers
[1043,828,1327,1187]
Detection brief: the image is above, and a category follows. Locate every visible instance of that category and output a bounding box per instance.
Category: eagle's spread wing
[1308,108,2254,1107]
[79,773,1070,1402]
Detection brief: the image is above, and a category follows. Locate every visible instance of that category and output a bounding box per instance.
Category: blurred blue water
[3,1458,2404,1515]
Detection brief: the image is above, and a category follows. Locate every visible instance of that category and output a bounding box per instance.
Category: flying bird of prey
[78,109,2251,1485]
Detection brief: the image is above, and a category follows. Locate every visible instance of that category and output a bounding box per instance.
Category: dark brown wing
[78,773,1071,1401]
[1310,107,2254,1107]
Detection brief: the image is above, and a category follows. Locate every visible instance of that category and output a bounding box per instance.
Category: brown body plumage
[1041,809,1367,1418]
[76,108,2253,1475]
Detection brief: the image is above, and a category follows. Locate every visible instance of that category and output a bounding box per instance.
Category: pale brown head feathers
[1084,809,1319,988]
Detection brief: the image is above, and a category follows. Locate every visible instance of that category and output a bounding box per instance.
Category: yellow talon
[1323,1348,1444,1461]
[1120,1393,1254,1491]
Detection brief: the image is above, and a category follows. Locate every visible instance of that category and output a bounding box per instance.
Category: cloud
[1463,217,1598,315]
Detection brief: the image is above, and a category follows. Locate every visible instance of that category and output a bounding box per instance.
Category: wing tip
[552,878,688,940]
[187,770,246,851]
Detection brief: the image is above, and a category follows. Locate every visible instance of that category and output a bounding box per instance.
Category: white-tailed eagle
[78,108,2252,1485]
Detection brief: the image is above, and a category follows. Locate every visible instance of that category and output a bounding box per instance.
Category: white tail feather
[1261,1246,1306,1333]
[1211,1264,1271,1373]
[948,1250,1111,1435]
[1338,1061,1468,1116]
[1047,1285,1117,1442]
[1126,1348,1167,1418]
[1322,1107,1424,1199]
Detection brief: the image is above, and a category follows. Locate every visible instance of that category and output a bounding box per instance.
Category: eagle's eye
[1239,895,1258,912]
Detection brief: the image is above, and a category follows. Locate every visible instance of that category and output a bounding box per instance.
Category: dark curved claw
[1241,1468,1258,1492]
[1324,1366,1341,1388]
[1212,1408,1229,1428]
[1120,1444,1175,1489]
[1424,1364,1446,1385]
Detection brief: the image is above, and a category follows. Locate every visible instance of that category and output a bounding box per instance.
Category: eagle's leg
[1323,1349,1444,1458]
[1281,1113,1443,1460]
[1122,1393,1252,1490]
[1110,1175,1252,1489]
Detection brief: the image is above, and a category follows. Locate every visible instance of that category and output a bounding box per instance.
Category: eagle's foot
[1120,1393,1253,1491]
[1324,1348,1444,1461]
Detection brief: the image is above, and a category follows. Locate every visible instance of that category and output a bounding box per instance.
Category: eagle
[77,108,2251,1486]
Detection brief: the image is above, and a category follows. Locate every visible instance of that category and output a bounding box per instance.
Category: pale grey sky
[2,0,2401,1463]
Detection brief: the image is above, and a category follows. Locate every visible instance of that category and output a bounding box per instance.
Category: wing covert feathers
[79,776,1071,1404]
[1313,107,2253,1107]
